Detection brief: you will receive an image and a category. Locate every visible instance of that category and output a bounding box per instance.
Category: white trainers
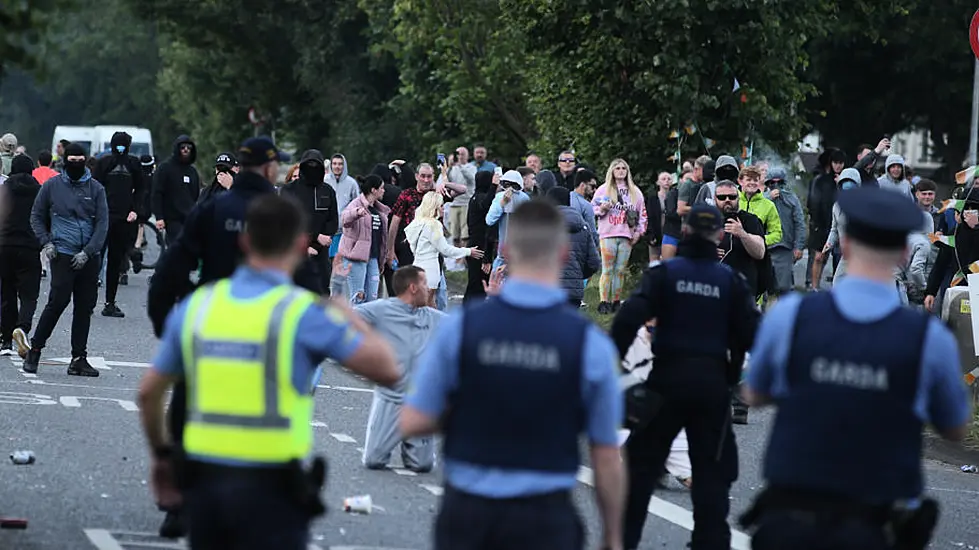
[11,328,29,359]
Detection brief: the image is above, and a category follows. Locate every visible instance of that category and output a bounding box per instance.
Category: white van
[51,126,96,157]
[93,125,154,159]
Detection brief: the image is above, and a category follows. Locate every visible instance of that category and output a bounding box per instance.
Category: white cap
[501,170,524,190]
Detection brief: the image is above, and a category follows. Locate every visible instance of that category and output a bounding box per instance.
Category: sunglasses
[559,158,575,163]
[716,194,739,201]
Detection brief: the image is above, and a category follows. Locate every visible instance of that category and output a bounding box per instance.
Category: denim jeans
[436,272,447,311]
[345,258,380,304]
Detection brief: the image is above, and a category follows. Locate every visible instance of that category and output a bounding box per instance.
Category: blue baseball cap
[238,136,289,167]
[687,203,724,232]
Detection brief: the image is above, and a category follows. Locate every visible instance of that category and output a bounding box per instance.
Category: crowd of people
[0,128,974,550]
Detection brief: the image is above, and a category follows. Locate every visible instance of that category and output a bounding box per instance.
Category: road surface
[1,268,978,550]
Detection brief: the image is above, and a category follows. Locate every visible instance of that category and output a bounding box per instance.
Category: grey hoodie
[694,155,740,206]
[763,169,806,251]
[354,298,446,402]
[325,153,360,223]
[877,154,914,199]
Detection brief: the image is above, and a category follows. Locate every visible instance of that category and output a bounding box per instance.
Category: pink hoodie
[592,184,647,240]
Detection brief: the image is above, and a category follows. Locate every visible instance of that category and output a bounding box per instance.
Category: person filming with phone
[485,170,531,271]
[713,180,766,298]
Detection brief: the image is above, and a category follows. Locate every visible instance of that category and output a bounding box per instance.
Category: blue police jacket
[655,256,735,361]
[406,279,622,498]
[748,277,971,505]
[443,297,587,473]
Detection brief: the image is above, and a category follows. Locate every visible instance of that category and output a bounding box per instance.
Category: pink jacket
[339,195,390,264]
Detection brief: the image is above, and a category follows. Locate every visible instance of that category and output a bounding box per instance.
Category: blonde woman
[404,192,484,306]
[592,159,647,314]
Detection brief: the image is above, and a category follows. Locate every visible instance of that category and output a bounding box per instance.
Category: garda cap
[837,186,924,250]
[686,203,724,233]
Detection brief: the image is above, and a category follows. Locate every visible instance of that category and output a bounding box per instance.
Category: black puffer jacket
[0,156,41,250]
[559,205,601,302]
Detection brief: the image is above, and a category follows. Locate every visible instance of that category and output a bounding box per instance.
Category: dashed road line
[330,433,357,443]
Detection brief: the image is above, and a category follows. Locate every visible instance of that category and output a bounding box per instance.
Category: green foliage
[1,0,977,185]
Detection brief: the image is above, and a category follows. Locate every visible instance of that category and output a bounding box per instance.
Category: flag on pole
[928,233,955,248]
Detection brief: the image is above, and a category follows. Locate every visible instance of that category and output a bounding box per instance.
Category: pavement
[1,268,979,549]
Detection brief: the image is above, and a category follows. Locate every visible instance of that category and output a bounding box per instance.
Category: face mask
[65,161,86,181]
[115,145,126,154]
[841,181,857,191]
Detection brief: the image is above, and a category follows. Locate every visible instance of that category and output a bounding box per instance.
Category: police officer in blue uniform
[741,186,971,550]
[611,204,760,550]
[400,199,626,550]
[146,136,311,538]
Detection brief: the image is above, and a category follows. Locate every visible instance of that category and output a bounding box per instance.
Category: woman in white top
[404,191,484,306]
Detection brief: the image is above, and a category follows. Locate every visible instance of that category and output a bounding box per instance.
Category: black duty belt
[740,485,891,527]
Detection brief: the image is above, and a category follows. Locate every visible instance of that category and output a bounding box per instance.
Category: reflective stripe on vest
[180,279,315,463]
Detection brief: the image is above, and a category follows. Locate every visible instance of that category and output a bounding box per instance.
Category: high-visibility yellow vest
[180,279,317,464]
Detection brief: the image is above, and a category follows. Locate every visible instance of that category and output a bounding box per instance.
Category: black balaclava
[64,143,87,181]
[111,132,132,156]
[299,158,325,186]
[10,154,35,176]
[474,171,494,194]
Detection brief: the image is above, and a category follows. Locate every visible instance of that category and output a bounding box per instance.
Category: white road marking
[419,484,444,496]
[104,360,152,368]
[392,468,417,476]
[576,466,751,550]
[84,529,326,549]
[59,396,139,411]
[83,529,127,550]
[316,384,372,393]
[330,433,357,443]
[24,379,136,391]
[311,420,328,428]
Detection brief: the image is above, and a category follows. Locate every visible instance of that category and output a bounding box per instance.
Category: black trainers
[12,328,29,359]
[67,356,100,377]
[130,249,143,274]
[101,303,125,318]
[119,273,129,286]
[23,348,40,374]
[0,340,13,357]
[732,408,749,425]
[159,509,186,539]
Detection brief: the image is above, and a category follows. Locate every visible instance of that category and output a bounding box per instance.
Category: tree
[0,0,180,153]
[805,0,971,179]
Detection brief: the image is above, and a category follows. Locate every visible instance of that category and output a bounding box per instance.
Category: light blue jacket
[485,190,530,256]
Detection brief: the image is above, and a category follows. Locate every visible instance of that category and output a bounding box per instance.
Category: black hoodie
[92,131,146,221]
[281,149,338,253]
[151,135,200,223]
[0,155,41,250]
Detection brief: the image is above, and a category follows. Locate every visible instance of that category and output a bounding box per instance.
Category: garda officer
[741,186,971,550]
[610,203,760,550]
[145,136,315,538]
[137,194,399,548]
[400,199,625,550]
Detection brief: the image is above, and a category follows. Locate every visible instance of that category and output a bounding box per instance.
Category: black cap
[139,154,155,166]
[215,152,237,168]
[837,187,924,250]
[238,136,288,167]
[687,204,724,232]
[64,143,87,158]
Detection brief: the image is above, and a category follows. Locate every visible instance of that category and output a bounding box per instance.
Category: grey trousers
[362,389,436,472]
[769,248,795,294]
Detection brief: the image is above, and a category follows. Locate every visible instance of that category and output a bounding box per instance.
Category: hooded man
[281,149,339,294]
[806,148,845,288]
[325,153,359,260]
[763,167,806,294]
[0,155,42,357]
[92,131,146,318]
[23,143,107,377]
[485,170,532,271]
[546,186,600,307]
[694,154,740,206]
[817,168,862,286]
[877,154,914,199]
[151,135,200,246]
[0,133,18,176]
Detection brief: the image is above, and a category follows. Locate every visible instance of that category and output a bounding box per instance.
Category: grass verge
[967,409,979,450]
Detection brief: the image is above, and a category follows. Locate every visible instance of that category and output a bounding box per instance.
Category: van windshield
[102,142,151,157]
